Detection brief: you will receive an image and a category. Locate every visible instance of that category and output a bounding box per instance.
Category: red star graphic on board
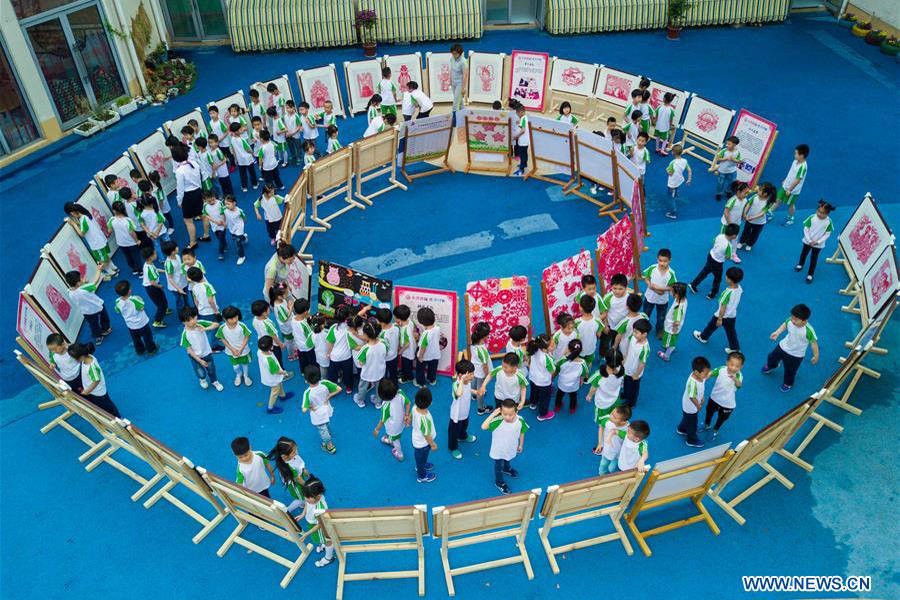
[482,123,497,131]
[473,131,487,141]
[492,132,506,142]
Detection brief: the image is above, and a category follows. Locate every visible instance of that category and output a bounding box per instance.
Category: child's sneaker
[315,555,335,568]
[212,381,224,391]
[374,400,384,409]
[281,391,295,401]
[536,411,555,421]
[241,187,248,192]
[503,467,519,479]
[705,293,716,300]
[236,256,246,265]
[685,439,705,448]
[477,406,491,416]
[806,275,813,284]
[710,429,719,439]
[199,379,209,389]
[451,449,462,460]
[423,462,434,471]
[152,321,167,328]
[165,308,173,315]
[353,397,365,408]
[380,435,392,446]
[243,375,252,386]
[233,374,242,386]
[766,212,773,222]
[699,422,709,431]
[590,184,599,195]
[794,264,803,271]
[95,336,104,345]
[744,245,753,252]
[496,482,511,495]
[657,350,670,362]
[462,434,477,443]
[252,182,259,190]
[217,255,224,261]
[736,243,744,250]
[761,366,774,375]
[391,448,404,461]
[417,473,437,483]
[675,427,687,436]
[780,384,792,392]
[322,441,336,454]
[266,406,284,414]
[692,331,707,343]
[688,283,697,294]
[665,211,677,220]
[782,216,794,226]
[731,255,741,264]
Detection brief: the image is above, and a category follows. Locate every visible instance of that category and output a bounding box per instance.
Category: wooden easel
[198,468,316,589]
[279,170,322,259]
[464,115,513,175]
[354,129,408,204]
[401,114,454,182]
[539,469,645,573]
[432,488,541,596]
[706,398,817,525]
[524,121,576,189]
[567,131,624,220]
[624,447,734,557]
[318,505,428,600]
[547,88,596,121]
[308,145,363,229]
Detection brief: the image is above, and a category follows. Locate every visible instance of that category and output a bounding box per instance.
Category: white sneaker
[234,374,242,386]
[693,331,707,343]
[236,256,246,265]
[167,228,175,235]
[590,185,599,195]
[199,379,209,389]
[736,243,744,250]
[212,381,224,391]
[732,254,742,263]
[243,375,253,386]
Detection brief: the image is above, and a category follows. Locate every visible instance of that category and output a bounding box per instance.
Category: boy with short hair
[595,404,631,474]
[623,110,642,150]
[179,306,223,391]
[247,87,265,121]
[302,364,339,454]
[206,134,233,197]
[46,333,83,392]
[622,318,651,407]
[702,351,744,438]
[394,305,415,383]
[298,101,319,154]
[762,304,819,392]
[654,92,677,155]
[479,353,528,410]
[231,436,275,496]
[614,293,649,356]
[250,299,289,367]
[642,248,677,338]
[711,135,742,202]
[665,144,691,220]
[677,356,711,448]
[448,359,478,459]
[481,398,528,495]
[282,100,303,165]
[373,378,410,461]
[693,266,743,351]
[611,420,650,472]
[688,224,740,300]
[257,130,285,190]
[223,195,247,266]
[377,67,399,117]
[141,246,169,328]
[574,274,604,320]
[65,269,111,344]
[630,132,651,180]
[186,265,219,320]
[229,121,258,192]
[511,101,530,177]
[599,273,629,355]
[217,306,253,387]
[291,298,316,373]
[258,335,294,414]
[405,81,433,119]
[412,388,438,483]
[415,307,441,387]
[624,89,642,125]
[114,279,157,355]
[377,308,400,382]
[505,324,529,379]
[771,144,810,226]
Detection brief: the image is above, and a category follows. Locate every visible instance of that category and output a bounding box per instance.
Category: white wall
[852,0,900,29]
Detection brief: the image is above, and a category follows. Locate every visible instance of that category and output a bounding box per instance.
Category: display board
[645,443,732,501]
[393,286,458,376]
[25,258,83,342]
[574,130,615,189]
[682,94,734,147]
[425,52,454,103]
[594,66,640,107]
[343,59,382,114]
[467,52,505,104]
[208,90,247,114]
[838,194,894,281]
[296,64,345,117]
[647,79,689,129]
[465,276,531,354]
[596,216,636,288]
[630,179,644,244]
[862,245,898,321]
[548,58,598,97]
[317,260,393,317]
[404,113,454,162]
[615,148,637,209]
[252,74,294,113]
[731,109,777,185]
[542,250,593,331]
[509,50,549,111]
[527,114,574,177]
[43,222,99,284]
[286,258,312,305]
[75,183,117,254]
[463,108,514,172]
[17,293,57,368]
[164,107,208,139]
[384,53,423,94]
[95,153,138,198]
[130,129,176,196]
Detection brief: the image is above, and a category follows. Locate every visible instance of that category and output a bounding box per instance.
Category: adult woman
[263,242,297,299]
[173,143,202,249]
[450,43,468,115]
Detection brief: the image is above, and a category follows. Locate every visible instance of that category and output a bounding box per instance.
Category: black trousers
[704,398,734,430]
[447,417,470,451]
[599,327,617,357]
[128,324,156,354]
[739,222,764,247]
[766,344,804,387]
[386,356,399,382]
[262,166,284,189]
[121,245,142,273]
[327,357,354,391]
[642,298,667,333]
[298,349,316,374]
[84,307,111,339]
[264,218,283,241]
[691,255,724,296]
[145,285,168,323]
[554,388,578,411]
[531,382,552,416]
[237,163,258,189]
[416,359,438,386]
[798,243,822,276]
[87,392,121,418]
[699,315,739,349]
[514,143,529,171]
[218,174,234,197]
[622,375,641,407]
[399,356,414,382]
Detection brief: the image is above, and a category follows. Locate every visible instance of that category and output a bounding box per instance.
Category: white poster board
[575,130,615,188]
[344,59,382,114]
[286,258,312,305]
[75,183,117,254]
[164,107,207,139]
[730,109,777,185]
[508,50,549,111]
[394,286,458,377]
[208,90,247,114]
[594,66,640,107]
[252,74,294,113]
[405,113,453,162]
[647,79,689,129]
[384,53,423,95]
[95,153,137,198]
[615,148,638,208]
[838,195,894,281]
[296,64,345,117]
[425,52,454,103]
[25,258,84,342]
[682,94,734,147]
[528,114,573,175]
[549,58,598,98]
[862,245,898,320]
[130,129,176,196]
[645,443,732,501]
[43,223,99,284]
[467,52,505,105]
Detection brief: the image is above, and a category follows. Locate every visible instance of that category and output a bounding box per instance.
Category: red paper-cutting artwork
[695,109,720,134]
[542,250,593,324]
[466,276,531,354]
[870,256,894,307]
[604,75,630,102]
[631,180,644,240]
[439,64,451,92]
[477,64,496,92]
[310,79,330,108]
[357,73,374,97]
[848,215,882,266]
[596,216,636,288]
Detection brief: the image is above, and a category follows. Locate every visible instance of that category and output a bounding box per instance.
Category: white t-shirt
[708,366,742,409]
[616,432,647,470]
[409,89,433,113]
[302,380,339,425]
[418,326,442,361]
[487,415,528,461]
[257,142,279,171]
[716,285,743,319]
[224,206,246,236]
[716,147,742,174]
[489,366,527,400]
[114,295,149,329]
[709,233,733,263]
[411,409,436,449]
[164,255,188,292]
[782,159,808,195]
[471,343,492,376]
[655,104,675,132]
[623,338,649,378]
[257,350,283,387]
[600,417,628,460]
[358,340,388,382]
[722,195,749,226]
[381,325,399,361]
[602,292,629,329]
[505,341,528,378]
[313,330,330,368]
[76,215,107,251]
[642,264,676,304]
[110,216,138,247]
[514,115,530,147]
[190,281,217,315]
[273,300,292,336]
[682,374,705,414]
[236,452,270,493]
[202,200,226,232]
[81,358,107,396]
[666,157,688,188]
[180,322,214,357]
[364,115,385,138]
[588,370,623,411]
[378,79,398,106]
[574,289,604,320]
[69,282,103,315]
[778,319,818,357]
[664,299,687,335]
[291,317,315,351]
[254,195,285,222]
[50,350,81,380]
[744,193,769,225]
[576,317,603,355]
[401,92,415,116]
[555,358,589,393]
[142,262,162,288]
[551,328,578,360]
[326,323,352,362]
[380,390,410,439]
[802,214,834,249]
[216,322,252,358]
[449,379,473,422]
[615,312,647,356]
[399,322,416,360]
[527,349,556,387]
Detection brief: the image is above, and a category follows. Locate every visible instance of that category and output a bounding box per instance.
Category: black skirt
[181,187,203,219]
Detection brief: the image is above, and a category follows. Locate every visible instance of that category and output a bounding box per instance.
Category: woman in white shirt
[173,144,203,250]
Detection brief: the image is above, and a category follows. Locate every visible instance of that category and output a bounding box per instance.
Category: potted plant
[864,29,886,45]
[91,105,120,129]
[880,35,900,55]
[667,0,691,40]
[837,12,856,28]
[73,119,101,138]
[355,9,377,56]
[851,20,871,37]
[113,95,138,116]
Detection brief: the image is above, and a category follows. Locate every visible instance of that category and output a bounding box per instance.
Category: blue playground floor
[1,13,898,600]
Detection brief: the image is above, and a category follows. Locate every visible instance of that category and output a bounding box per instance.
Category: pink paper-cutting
[631,180,644,240]
[596,216,636,289]
[869,256,894,306]
[542,250,593,325]
[466,276,531,354]
[604,75,630,102]
[848,214,882,266]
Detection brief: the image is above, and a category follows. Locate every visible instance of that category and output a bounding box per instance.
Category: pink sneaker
[391,448,404,461]
[380,435,391,446]
[537,411,556,422]
[657,350,670,362]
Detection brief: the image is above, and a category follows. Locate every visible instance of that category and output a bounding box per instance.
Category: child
[394,305,415,384]
[140,247,168,328]
[298,101,319,154]
[223,195,247,266]
[290,298,317,373]
[103,173,123,205]
[613,294,647,356]
[268,436,310,512]
[317,100,339,130]
[763,304,819,392]
[373,378,410,461]
[207,105,232,166]
[364,109,394,138]
[406,81,433,119]
[658,282,688,362]
[146,171,174,235]
[64,269,111,344]
[254,184,287,246]
[642,249,677,337]
[270,286,296,360]
[201,191,226,261]
[137,195,168,259]
[505,324,529,379]
[693,267,743,352]
[576,296,603,367]
[554,339,588,414]
[624,89,642,125]
[266,107,288,168]
[266,82,286,117]
[181,247,205,280]
[599,273,629,356]
[688,224,740,300]
[226,103,249,142]
[721,181,751,263]
[481,399,528,495]
[378,67,399,117]
[711,136,742,202]
[187,266,221,327]
[796,200,835,283]
[325,305,355,393]
[596,404,631,473]
[207,134,234,197]
[247,87,265,122]
[302,365,340,453]
[574,274,604,320]
[415,307,441,387]
[702,351,744,438]
[68,342,120,417]
[258,336,294,414]
[772,144,810,226]
[283,100,303,165]
[366,94,383,125]
[512,101,530,176]
[64,203,117,279]
[447,359,478,459]
[325,125,342,155]
[480,352,528,410]
[109,201,142,276]
[677,356,711,448]
[610,420,650,472]
[411,388,438,483]
[47,334,82,392]
[231,436,275,496]
[630,132,651,180]
[257,130,284,190]
[737,182,776,253]
[551,313,578,361]
[586,348,625,423]
[621,318,651,407]
[217,306,253,387]
[664,144,691,219]
[114,280,157,355]
[557,101,578,125]
[654,92,677,155]
[639,89,652,133]
[194,136,214,195]
[179,306,223,391]
[303,139,317,171]
[623,110,642,150]
[470,321,493,415]
[229,121,258,192]
[527,334,556,421]
[376,308,399,382]
[355,320,388,408]
[251,300,289,369]
[162,242,189,312]
[299,477,336,567]
[311,313,331,373]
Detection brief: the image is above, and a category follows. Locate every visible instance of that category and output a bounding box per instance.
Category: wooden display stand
[706,398,817,525]
[198,468,316,589]
[547,88,596,121]
[463,115,513,175]
[624,446,734,557]
[679,127,722,167]
[354,129,408,204]
[401,115,454,182]
[524,121,576,189]
[432,488,541,596]
[279,170,322,259]
[308,145,363,230]
[318,505,428,600]
[539,469,645,573]
[777,384,850,473]
[568,132,624,220]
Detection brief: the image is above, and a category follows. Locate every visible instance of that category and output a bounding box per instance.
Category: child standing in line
[247,87,265,122]
[64,203,117,280]
[355,320,388,409]
[412,388,438,483]
[693,267,744,352]
[298,101,319,154]
[208,105,232,166]
[282,100,303,166]
[376,308,399,382]
[268,436,310,512]
[415,307,441,387]
[621,319,651,407]
[141,247,169,328]
[586,348,625,423]
[721,181,751,263]
[69,342,120,417]
[624,89,642,125]
[254,184,288,246]
[610,420,650,472]
[480,353,528,410]
[251,300,290,373]
[642,249,677,338]
[290,298,317,374]
[207,135,234,197]
[401,86,415,122]
[47,334,83,392]
[711,135,742,202]
[378,68,399,117]
[614,294,649,356]
[527,334,556,421]
[394,305,416,383]
[194,137,214,196]
[506,324,529,379]
[186,266,219,320]
[677,357,711,448]
[664,144,691,220]
[630,132,651,180]
[223,195,248,266]
[114,280,157,355]
[557,101,578,125]
[267,107,288,168]
[554,339,588,414]
[217,306,253,387]
[796,200,835,284]
[64,270,111,344]
[311,313,330,373]
[447,359,478,459]
[574,274,605,320]
[599,273,629,356]
[595,405,631,473]
[326,125,342,155]
[658,282,688,362]
[512,101,530,177]
[257,336,294,414]
[146,171,174,236]
[638,89,652,133]
[623,110,642,151]
[654,92,677,155]
[299,477,336,568]
[257,130,284,191]
[771,144,810,226]
[270,286,296,360]
[373,378,411,462]
[231,437,275,496]
[325,305,355,393]
[576,296,603,368]
[702,351,744,438]
[201,191,226,259]
[109,201,142,276]
[688,224,740,300]
[737,182,776,253]
[302,364,340,453]
[367,94,383,125]
[763,304,819,392]
[481,399,528,495]
[229,121,259,192]
[179,307,223,391]
[470,321,493,415]
[266,82,286,117]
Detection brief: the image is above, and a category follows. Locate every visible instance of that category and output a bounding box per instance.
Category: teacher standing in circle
[450,43,468,115]
[173,144,202,250]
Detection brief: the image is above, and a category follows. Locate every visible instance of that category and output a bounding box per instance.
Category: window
[0,44,40,154]
[11,0,80,20]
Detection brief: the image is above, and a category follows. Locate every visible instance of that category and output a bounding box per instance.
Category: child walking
[268,436,310,512]
[796,200,835,283]
[470,321,493,415]
[772,144,810,226]
[693,266,744,352]
[141,247,169,328]
[527,334,557,421]
[223,195,248,265]
[711,135,742,202]
[481,399,528,495]
[412,388,438,483]
[299,477,336,568]
[554,339,589,414]
[737,182,776,253]
[621,319,651,407]
[721,182,751,263]
[373,378,410,461]
[702,351,744,438]
[301,364,339,454]
[677,356,711,448]
[664,144,691,219]
[688,224,740,300]
[114,280,157,355]
[658,282,688,362]
[253,184,287,246]
[257,335,294,414]
[763,304,819,392]
[641,248,677,338]
[586,348,625,423]
[447,359,478,459]
[511,101,530,176]
[179,306,223,391]
[217,306,253,387]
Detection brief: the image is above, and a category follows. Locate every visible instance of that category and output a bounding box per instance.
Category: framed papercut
[838,194,894,281]
[549,58,598,98]
[862,245,898,322]
[343,59,382,114]
[94,153,138,198]
[252,74,294,111]
[130,129,176,196]
[164,107,208,139]
[25,258,84,342]
[467,52,505,105]
[296,64,346,117]
[43,222,99,284]
[17,292,59,369]
[75,183,118,254]
[208,90,247,114]
[425,52,454,103]
[384,53,423,95]
[647,79,689,129]
[394,286,458,377]
[681,94,734,147]
[594,66,641,107]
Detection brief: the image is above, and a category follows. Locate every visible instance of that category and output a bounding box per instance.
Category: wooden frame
[432,488,540,596]
[94,152,138,198]
[16,292,58,373]
[524,115,576,188]
[678,94,735,166]
[547,57,599,120]
[163,106,208,138]
[625,444,734,557]
[539,469,645,573]
[401,113,454,182]
[706,398,817,525]
[296,64,346,118]
[279,170,322,259]
[569,130,624,220]
[309,145,363,228]
[41,221,100,284]
[129,129,176,196]
[318,505,428,600]
[353,129,408,204]
[592,65,641,123]
[25,257,84,343]
[198,467,316,588]
[464,115,513,175]
[540,251,594,336]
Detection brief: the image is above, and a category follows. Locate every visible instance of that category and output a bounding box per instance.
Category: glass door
[485,0,509,23]
[163,0,227,41]
[24,17,89,127]
[486,0,538,24]
[67,5,126,105]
